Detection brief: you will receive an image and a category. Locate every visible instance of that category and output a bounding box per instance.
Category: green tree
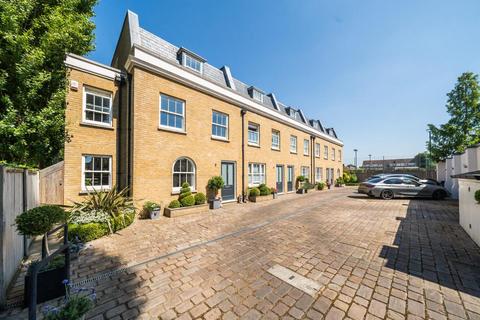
[0,0,97,168]
[428,72,480,161]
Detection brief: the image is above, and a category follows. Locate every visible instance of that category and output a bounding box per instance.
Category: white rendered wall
[436,161,446,183]
[445,158,453,194]
[458,179,480,247]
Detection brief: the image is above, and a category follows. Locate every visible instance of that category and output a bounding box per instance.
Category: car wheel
[432,190,446,200]
[381,190,394,200]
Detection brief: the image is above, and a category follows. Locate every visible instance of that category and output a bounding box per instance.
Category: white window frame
[172,157,196,193]
[271,130,280,150]
[252,89,264,103]
[182,52,203,74]
[248,163,266,187]
[82,87,113,127]
[212,110,229,140]
[301,166,310,179]
[159,94,185,132]
[290,135,297,153]
[81,155,112,192]
[324,146,329,159]
[315,167,323,182]
[248,122,260,146]
[303,139,309,156]
[315,143,320,157]
[332,148,336,161]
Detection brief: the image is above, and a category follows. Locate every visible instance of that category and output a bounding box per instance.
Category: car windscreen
[383,178,403,185]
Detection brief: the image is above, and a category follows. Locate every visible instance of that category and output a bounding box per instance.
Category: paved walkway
[4,188,480,319]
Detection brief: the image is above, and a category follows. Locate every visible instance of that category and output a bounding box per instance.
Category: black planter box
[24,265,67,305]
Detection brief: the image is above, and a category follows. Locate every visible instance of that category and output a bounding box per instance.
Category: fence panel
[39,161,64,205]
[0,166,39,308]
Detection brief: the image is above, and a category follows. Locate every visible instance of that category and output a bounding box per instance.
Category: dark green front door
[221,162,235,201]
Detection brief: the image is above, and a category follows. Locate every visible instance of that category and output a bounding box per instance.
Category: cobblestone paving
[4,188,480,319]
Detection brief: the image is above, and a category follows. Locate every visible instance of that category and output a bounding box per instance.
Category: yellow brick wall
[64,66,343,207]
[131,67,343,207]
[63,68,119,204]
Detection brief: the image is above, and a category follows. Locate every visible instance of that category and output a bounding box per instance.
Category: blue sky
[89,0,480,165]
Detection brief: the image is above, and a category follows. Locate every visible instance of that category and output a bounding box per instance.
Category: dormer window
[185,55,202,72]
[248,86,264,103]
[178,47,206,74]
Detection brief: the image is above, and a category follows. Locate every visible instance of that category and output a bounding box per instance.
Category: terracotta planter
[164,204,209,218]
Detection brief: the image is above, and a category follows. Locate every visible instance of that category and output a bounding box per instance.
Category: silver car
[366,174,439,185]
[358,177,449,200]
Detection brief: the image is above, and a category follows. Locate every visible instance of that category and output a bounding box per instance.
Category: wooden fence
[39,161,64,205]
[0,166,39,308]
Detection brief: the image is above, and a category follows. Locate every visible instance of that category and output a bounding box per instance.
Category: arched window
[172,157,196,191]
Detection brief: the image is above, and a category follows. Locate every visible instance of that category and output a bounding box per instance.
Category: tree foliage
[0,0,97,168]
[428,72,480,161]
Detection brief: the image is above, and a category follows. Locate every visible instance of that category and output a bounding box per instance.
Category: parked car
[358,176,449,200]
[365,174,439,185]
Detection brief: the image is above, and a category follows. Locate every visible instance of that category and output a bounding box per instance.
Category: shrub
[336,178,345,185]
[16,205,66,236]
[68,211,135,243]
[349,174,358,183]
[258,183,271,196]
[475,190,480,203]
[180,194,195,207]
[249,188,260,197]
[169,199,181,208]
[178,182,192,200]
[68,223,109,243]
[194,193,206,205]
[296,176,306,182]
[207,176,225,197]
[303,182,315,190]
[317,182,325,190]
[143,201,160,212]
[71,186,134,219]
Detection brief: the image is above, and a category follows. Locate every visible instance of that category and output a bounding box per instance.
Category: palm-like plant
[71,186,135,233]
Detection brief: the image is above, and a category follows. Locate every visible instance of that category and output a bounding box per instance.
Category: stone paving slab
[3,188,480,319]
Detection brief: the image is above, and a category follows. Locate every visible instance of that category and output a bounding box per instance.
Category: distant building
[361,158,418,171]
[345,164,356,171]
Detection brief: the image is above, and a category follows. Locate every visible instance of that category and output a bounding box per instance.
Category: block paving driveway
[5,187,480,319]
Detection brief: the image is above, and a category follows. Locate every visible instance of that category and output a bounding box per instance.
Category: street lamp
[353,149,358,169]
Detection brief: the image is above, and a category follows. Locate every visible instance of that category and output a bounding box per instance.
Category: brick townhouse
[62,11,344,206]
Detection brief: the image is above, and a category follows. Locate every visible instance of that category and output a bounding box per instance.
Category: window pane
[168,114,175,127]
[85,111,94,121]
[84,156,93,170]
[103,114,110,124]
[101,173,109,186]
[103,97,109,108]
[94,96,102,106]
[176,101,183,114]
[173,173,180,187]
[93,172,101,186]
[102,157,109,171]
[161,96,168,110]
[180,159,187,172]
[86,93,93,104]
[168,99,175,112]
[84,172,92,186]
[161,112,167,126]
[94,113,102,122]
[93,157,102,170]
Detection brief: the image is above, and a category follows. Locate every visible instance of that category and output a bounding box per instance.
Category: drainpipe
[241,109,247,202]
[126,73,133,196]
[115,74,124,191]
[311,136,315,183]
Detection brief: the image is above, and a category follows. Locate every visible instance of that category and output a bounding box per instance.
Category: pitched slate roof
[133,13,337,138]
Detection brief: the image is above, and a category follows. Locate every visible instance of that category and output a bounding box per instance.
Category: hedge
[68,211,135,243]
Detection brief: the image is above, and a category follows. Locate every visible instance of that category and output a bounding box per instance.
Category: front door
[221,162,235,201]
[276,165,284,193]
[287,166,294,192]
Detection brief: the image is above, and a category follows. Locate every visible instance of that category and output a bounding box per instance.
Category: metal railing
[28,224,70,320]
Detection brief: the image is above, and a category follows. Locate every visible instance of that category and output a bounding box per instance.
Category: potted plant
[42,279,96,320]
[271,187,278,199]
[207,176,225,209]
[248,187,261,202]
[143,201,161,219]
[475,190,480,204]
[317,182,325,190]
[296,176,306,191]
[16,205,68,304]
[335,177,345,187]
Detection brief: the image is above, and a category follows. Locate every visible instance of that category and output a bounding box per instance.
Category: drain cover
[267,264,321,296]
